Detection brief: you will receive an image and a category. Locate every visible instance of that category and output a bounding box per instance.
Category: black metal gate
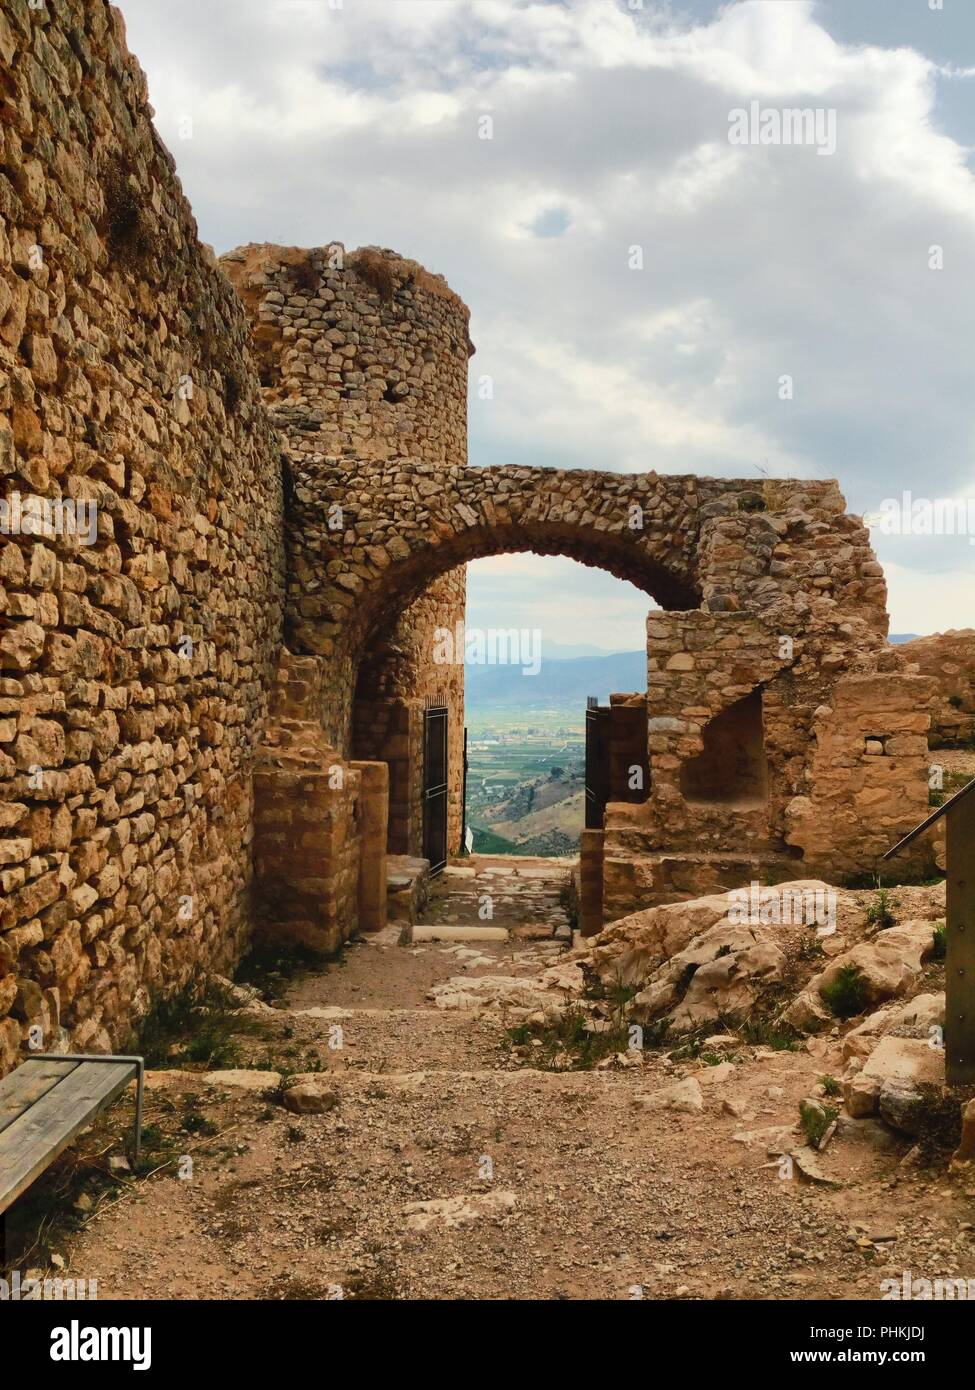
[423,701,449,875]
[461,726,470,854]
[584,696,610,830]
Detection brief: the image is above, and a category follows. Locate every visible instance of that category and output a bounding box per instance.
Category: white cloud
[883,560,975,636]
[117,0,975,636]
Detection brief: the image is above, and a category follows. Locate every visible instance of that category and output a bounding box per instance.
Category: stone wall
[785,669,935,879]
[896,630,975,748]
[253,654,387,952]
[0,0,285,1074]
[353,567,465,855]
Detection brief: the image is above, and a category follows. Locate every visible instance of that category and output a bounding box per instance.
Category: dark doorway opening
[585,697,611,830]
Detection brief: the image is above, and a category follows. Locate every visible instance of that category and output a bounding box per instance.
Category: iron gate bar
[423,702,449,875]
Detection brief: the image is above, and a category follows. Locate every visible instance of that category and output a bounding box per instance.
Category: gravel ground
[31,858,975,1301]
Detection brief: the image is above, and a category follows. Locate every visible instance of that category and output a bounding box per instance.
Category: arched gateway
[222,242,935,951]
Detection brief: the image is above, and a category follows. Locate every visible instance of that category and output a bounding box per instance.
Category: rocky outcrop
[782,921,941,1032]
[629,920,787,1034]
[587,890,736,988]
[841,1036,944,1133]
[841,992,945,1063]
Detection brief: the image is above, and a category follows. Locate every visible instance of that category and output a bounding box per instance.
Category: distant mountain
[467,637,924,711]
[465,649,646,709]
[538,641,617,660]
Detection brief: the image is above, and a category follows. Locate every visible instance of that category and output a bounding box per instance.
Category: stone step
[410,924,509,943]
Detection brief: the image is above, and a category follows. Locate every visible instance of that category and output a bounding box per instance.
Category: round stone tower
[221,242,472,855]
[220,241,472,469]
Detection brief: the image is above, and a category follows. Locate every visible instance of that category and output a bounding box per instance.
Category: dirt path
[42,859,975,1300]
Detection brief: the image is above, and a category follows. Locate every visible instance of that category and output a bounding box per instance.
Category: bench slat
[0,1060,80,1139]
[0,1060,136,1215]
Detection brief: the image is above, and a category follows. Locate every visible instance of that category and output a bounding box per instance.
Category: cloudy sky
[119,0,975,649]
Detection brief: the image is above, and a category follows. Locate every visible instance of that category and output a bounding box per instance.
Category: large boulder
[629,920,787,1034]
[841,992,944,1062]
[588,892,734,989]
[842,1036,944,1126]
[588,879,850,994]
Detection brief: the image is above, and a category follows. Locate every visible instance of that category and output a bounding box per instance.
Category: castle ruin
[0,0,954,1075]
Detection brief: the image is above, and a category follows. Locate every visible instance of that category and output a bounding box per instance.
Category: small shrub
[819,1074,841,1098]
[354,249,398,302]
[821,964,870,1019]
[866,889,895,931]
[138,984,270,1070]
[503,1004,631,1072]
[222,368,244,416]
[736,1018,800,1051]
[914,1082,973,1158]
[948,694,964,709]
[181,1108,218,1137]
[288,256,319,295]
[800,1098,839,1149]
[102,157,152,269]
[932,924,947,961]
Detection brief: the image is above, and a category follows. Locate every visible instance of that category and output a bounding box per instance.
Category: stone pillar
[351,760,389,933]
[579,829,605,937]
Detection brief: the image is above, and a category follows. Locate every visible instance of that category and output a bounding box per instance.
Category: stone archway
[223,240,936,933]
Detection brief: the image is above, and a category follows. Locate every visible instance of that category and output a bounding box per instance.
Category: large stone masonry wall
[0,1,284,1075]
[220,241,469,853]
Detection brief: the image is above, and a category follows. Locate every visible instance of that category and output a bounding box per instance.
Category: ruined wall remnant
[0,1,285,1072]
[253,654,387,953]
[896,630,975,748]
[784,669,935,878]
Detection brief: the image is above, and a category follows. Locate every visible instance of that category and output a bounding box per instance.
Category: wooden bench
[0,1054,144,1217]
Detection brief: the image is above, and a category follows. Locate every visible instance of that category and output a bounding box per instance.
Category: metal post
[946,793,975,1086]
